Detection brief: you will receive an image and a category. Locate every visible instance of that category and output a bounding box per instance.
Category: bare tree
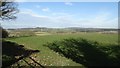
[0,0,19,20]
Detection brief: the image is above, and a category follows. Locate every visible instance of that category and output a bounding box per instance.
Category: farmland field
[7,32,118,46]
[4,33,118,66]
[4,32,119,67]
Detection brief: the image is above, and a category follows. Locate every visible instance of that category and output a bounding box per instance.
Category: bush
[0,27,9,38]
[44,38,120,66]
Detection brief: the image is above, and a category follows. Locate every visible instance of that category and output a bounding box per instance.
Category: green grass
[6,33,118,66]
[8,33,118,45]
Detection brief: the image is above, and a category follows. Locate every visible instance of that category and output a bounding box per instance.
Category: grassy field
[5,33,119,67]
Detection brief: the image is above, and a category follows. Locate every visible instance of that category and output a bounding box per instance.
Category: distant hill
[7,27,118,33]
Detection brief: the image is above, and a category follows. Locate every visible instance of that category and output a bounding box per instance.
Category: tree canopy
[0,0,19,20]
[0,0,19,38]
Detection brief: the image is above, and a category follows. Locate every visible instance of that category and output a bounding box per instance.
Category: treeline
[7,27,118,33]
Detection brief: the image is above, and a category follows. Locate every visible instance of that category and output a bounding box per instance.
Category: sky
[1,2,118,29]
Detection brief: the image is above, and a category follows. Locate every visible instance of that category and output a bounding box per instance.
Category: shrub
[44,38,120,66]
[0,27,9,38]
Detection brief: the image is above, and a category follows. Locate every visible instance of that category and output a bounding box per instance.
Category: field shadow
[2,40,42,68]
[45,38,120,67]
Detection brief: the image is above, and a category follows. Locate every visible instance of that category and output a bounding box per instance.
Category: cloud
[73,13,118,28]
[19,8,48,17]
[65,2,73,6]
[36,5,41,8]
[42,8,50,12]
[12,0,120,2]
[1,9,118,29]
